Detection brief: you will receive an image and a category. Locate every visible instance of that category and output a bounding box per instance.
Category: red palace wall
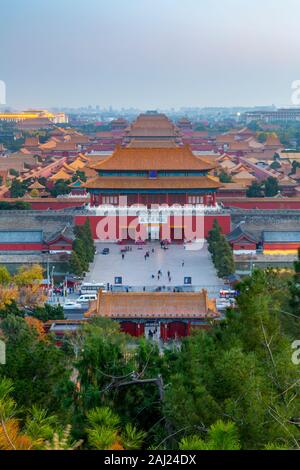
[120,322,145,337]
[0,242,73,252]
[118,320,211,341]
[218,197,300,210]
[29,200,87,210]
[0,243,45,251]
[0,198,87,211]
[264,243,300,251]
[75,213,231,240]
[233,243,257,251]
[48,243,73,251]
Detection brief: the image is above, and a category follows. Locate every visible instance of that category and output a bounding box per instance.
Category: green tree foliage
[246,181,264,198]
[247,121,261,132]
[290,160,300,176]
[9,169,19,177]
[207,220,235,278]
[69,220,95,276]
[0,201,31,210]
[1,254,300,449]
[218,170,232,183]
[50,180,71,197]
[289,248,300,318]
[69,251,84,277]
[273,152,281,161]
[0,315,71,412]
[0,378,82,450]
[264,176,279,197]
[29,304,65,322]
[38,177,48,187]
[85,407,145,450]
[257,132,268,143]
[179,421,241,450]
[74,319,167,448]
[164,269,300,449]
[270,160,281,170]
[10,179,28,198]
[0,266,11,286]
[0,301,23,319]
[72,170,87,182]
[247,178,279,198]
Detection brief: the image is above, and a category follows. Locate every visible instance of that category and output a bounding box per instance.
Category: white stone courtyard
[85,241,225,297]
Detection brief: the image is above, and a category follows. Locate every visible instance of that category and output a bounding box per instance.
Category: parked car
[101,248,110,255]
[76,294,98,304]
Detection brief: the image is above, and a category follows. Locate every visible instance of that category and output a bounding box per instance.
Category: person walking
[122,253,125,260]
[182,260,185,267]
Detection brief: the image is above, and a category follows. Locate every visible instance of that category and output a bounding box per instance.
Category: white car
[64,300,82,309]
[76,294,98,303]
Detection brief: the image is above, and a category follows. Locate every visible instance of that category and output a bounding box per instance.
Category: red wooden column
[136,323,144,337]
[212,192,217,206]
[160,322,169,341]
[186,321,191,336]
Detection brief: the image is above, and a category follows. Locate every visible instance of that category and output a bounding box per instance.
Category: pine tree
[207,219,222,254]
[215,236,235,277]
[69,252,84,277]
[246,181,264,198]
[289,248,300,316]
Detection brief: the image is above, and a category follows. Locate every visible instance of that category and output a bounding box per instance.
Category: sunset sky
[1,0,299,109]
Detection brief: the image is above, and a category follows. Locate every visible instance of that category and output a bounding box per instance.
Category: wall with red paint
[233,243,257,250]
[264,242,300,251]
[75,214,231,240]
[0,243,45,251]
[29,200,86,210]
[120,321,145,337]
[219,198,300,210]
[0,198,87,211]
[168,321,188,339]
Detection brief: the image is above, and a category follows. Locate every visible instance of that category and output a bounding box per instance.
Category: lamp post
[51,266,55,303]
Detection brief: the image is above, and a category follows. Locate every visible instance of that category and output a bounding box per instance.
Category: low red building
[0,225,74,253]
[226,223,259,254]
[85,289,219,341]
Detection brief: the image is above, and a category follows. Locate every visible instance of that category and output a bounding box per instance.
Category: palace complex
[83,145,230,241]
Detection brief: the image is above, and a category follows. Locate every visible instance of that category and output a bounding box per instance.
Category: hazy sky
[1,0,300,109]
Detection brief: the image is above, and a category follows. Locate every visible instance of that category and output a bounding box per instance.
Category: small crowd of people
[148,326,158,339]
[151,269,172,282]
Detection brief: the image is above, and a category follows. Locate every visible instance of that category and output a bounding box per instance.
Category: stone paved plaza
[85,241,224,297]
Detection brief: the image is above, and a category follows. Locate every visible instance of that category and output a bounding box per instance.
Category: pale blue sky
[0,0,299,109]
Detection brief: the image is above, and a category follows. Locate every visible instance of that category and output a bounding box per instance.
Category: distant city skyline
[1,0,300,109]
